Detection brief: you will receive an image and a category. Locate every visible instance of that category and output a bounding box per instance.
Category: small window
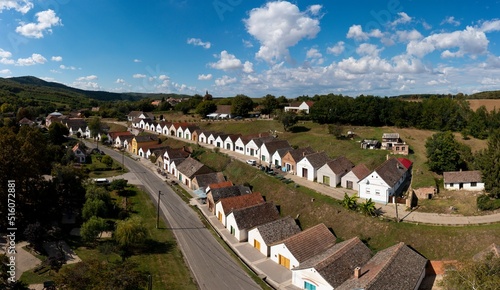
[366,188,370,195]
[471,182,477,187]
[375,190,380,195]
[449,183,454,187]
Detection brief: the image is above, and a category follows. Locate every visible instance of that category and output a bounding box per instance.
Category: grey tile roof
[374,158,408,187]
[176,157,213,178]
[324,156,355,175]
[301,152,331,169]
[351,164,371,179]
[337,242,428,290]
[275,147,293,158]
[231,202,280,230]
[262,140,291,156]
[253,216,301,245]
[443,170,482,183]
[288,147,315,162]
[193,172,226,189]
[134,134,159,143]
[294,237,372,288]
[279,223,336,263]
[211,185,252,203]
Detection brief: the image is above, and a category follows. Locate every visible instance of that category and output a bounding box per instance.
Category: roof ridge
[365,242,404,289]
[317,237,360,268]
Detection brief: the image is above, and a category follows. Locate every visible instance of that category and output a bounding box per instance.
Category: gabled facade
[162,147,190,171]
[296,152,331,181]
[292,237,372,290]
[282,147,315,174]
[206,185,252,213]
[215,192,265,226]
[225,202,280,242]
[184,125,200,141]
[246,136,275,158]
[109,131,134,148]
[284,101,315,114]
[176,157,214,189]
[207,132,221,145]
[247,216,301,257]
[223,134,241,151]
[192,172,226,191]
[130,135,159,155]
[72,143,87,163]
[215,134,230,148]
[271,147,293,169]
[358,158,412,204]
[270,223,336,270]
[341,164,371,191]
[234,136,249,155]
[443,170,484,191]
[317,156,354,187]
[260,139,291,165]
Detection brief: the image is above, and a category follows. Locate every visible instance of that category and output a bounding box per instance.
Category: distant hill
[469,90,500,99]
[0,76,192,103]
[394,91,500,100]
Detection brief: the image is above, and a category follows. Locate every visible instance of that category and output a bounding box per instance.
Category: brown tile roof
[164,147,190,159]
[109,131,133,140]
[193,172,226,189]
[374,158,409,187]
[324,156,354,175]
[275,147,293,158]
[208,181,234,190]
[253,216,301,245]
[443,170,482,183]
[231,202,280,230]
[300,151,331,169]
[350,164,371,179]
[210,185,252,203]
[295,237,372,288]
[133,134,159,143]
[288,147,315,162]
[262,139,291,156]
[215,105,232,115]
[279,223,336,263]
[176,157,214,178]
[225,134,242,143]
[337,242,427,290]
[219,192,265,214]
[139,144,169,153]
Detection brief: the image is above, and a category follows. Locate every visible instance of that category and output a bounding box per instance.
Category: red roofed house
[215,192,265,226]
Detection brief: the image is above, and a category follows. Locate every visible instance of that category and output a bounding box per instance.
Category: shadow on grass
[135,239,174,255]
[289,126,311,133]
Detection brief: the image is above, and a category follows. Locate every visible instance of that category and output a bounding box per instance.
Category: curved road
[89,143,261,290]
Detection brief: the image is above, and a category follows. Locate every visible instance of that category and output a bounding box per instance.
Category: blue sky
[1,0,500,98]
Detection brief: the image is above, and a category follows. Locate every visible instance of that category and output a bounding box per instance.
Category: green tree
[341,193,358,211]
[425,131,467,174]
[328,123,344,139]
[48,122,69,145]
[260,94,279,115]
[475,129,500,195]
[277,111,298,132]
[114,216,148,260]
[440,255,500,290]
[80,216,107,244]
[88,116,102,141]
[82,198,108,220]
[195,100,217,117]
[101,155,113,167]
[231,94,254,117]
[358,198,377,216]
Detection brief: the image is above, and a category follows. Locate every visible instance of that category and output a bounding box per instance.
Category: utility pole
[121,149,125,172]
[156,190,163,229]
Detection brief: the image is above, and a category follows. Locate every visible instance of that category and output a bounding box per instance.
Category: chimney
[354,267,361,279]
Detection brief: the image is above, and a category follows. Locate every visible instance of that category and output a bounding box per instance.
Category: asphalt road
[87,143,261,290]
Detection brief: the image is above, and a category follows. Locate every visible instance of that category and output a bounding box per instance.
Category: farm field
[468,99,500,111]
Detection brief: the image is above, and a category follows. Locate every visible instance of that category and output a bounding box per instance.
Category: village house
[247,216,301,257]
[191,172,226,192]
[18,117,36,127]
[162,147,190,172]
[225,202,280,242]
[72,143,87,163]
[183,124,200,141]
[205,181,234,194]
[245,136,275,158]
[130,135,159,155]
[296,152,331,181]
[270,223,336,270]
[108,131,133,147]
[215,134,231,148]
[260,139,291,165]
[175,157,214,189]
[206,185,252,213]
[284,101,315,114]
[127,111,154,122]
[198,131,215,144]
[358,157,412,204]
[215,192,265,226]
[443,170,485,191]
[381,133,401,150]
[271,147,293,169]
[337,242,427,290]
[281,147,315,174]
[341,164,371,191]
[117,135,134,150]
[62,119,90,138]
[317,156,355,187]
[291,237,372,290]
[223,134,242,151]
[45,111,66,127]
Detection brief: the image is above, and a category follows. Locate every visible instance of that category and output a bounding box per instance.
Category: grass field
[468,99,500,111]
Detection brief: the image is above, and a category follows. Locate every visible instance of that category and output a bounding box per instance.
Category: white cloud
[307,4,322,15]
[441,16,460,26]
[0,48,12,58]
[72,81,100,91]
[306,48,324,64]
[327,41,345,55]
[187,38,211,49]
[209,50,242,70]
[115,78,125,84]
[0,69,11,74]
[77,75,98,81]
[215,75,237,86]
[346,25,383,41]
[395,29,423,42]
[133,73,146,78]
[243,61,254,73]
[480,19,500,32]
[158,75,169,81]
[391,12,412,26]
[51,56,62,62]
[198,74,212,80]
[0,0,33,14]
[16,53,46,66]
[60,64,77,70]
[16,9,62,38]
[356,43,382,57]
[244,1,320,63]
[407,26,489,58]
[242,39,253,48]
[133,59,142,63]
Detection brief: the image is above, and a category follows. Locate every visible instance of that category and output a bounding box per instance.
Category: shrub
[477,194,500,211]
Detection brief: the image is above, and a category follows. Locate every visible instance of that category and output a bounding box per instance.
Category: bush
[477,195,500,211]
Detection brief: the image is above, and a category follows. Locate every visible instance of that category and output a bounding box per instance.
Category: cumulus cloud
[0,48,12,58]
[209,50,243,70]
[0,0,33,14]
[115,78,125,84]
[133,73,147,78]
[72,81,100,91]
[215,75,237,86]
[77,75,98,81]
[16,9,62,38]
[356,43,382,57]
[306,48,324,64]
[441,16,460,26]
[243,61,254,73]
[60,64,77,70]
[198,74,212,80]
[16,53,47,66]
[480,19,500,32]
[242,39,253,48]
[244,1,321,63]
[346,25,383,41]
[395,29,423,42]
[51,56,62,62]
[0,69,11,74]
[133,59,142,63]
[407,26,489,58]
[327,41,345,55]
[187,38,211,49]
[158,75,169,81]
[391,12,412,26]
[307,4,322,15]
